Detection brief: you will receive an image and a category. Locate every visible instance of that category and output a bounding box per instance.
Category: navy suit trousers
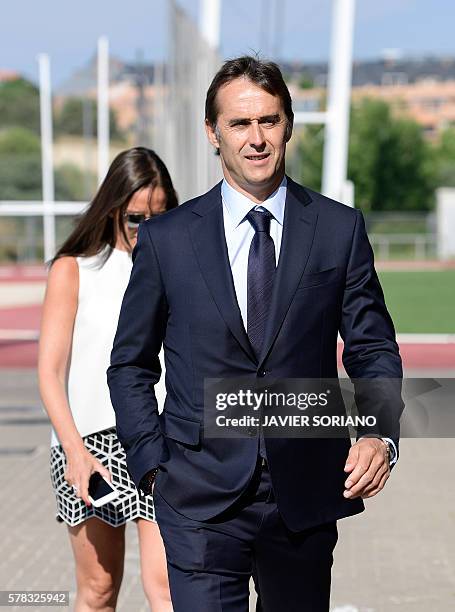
[154,458,338,612]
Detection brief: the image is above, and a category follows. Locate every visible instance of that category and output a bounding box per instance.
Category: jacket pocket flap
[297,266,338,289]
[163,410,201,445]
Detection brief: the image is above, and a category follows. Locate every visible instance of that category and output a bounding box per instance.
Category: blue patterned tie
[247,208,276,461]
[246,208,276,359]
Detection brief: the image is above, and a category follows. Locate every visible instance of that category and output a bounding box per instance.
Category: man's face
[206,77,291,200]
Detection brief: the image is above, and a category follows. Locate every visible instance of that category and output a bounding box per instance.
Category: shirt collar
[221,176,287,228]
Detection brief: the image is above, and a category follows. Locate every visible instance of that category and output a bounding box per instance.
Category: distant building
[286,56,455,139]
[281,56,455,87]
[55,55,166,136]
[352,80,455,138]
[55,55,455,140]
[0,69,21,83]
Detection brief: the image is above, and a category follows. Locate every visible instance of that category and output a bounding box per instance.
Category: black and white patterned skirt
[50,427,155,527]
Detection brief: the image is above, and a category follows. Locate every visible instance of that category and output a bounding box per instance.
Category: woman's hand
[64,446,111,507]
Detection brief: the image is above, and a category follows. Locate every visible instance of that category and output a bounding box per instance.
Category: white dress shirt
[221,175,287,329]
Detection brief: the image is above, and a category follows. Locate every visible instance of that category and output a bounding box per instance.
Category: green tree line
[0,78,123,201]
[293,97,455,211]
[2,77,455,208]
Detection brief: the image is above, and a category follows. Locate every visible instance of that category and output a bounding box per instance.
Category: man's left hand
[343,438,390,499]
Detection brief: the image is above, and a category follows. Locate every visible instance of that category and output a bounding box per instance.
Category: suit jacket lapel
[188,183,257,363]
[258,178,318,367]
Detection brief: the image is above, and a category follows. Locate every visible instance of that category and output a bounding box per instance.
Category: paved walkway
[0,370,454,611]
[0,370,150,612]
[1,272,454,610]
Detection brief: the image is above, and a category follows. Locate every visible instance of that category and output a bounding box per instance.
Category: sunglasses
[123,211,165,229]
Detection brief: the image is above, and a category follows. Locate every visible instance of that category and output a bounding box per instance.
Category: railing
[0,201,87,263]
[0,203,439,263]
[369,233,437,260]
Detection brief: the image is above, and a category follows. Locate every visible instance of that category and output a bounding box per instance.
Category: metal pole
[322,0,356,204]
[97,36,110,185]
[153,60,164,154]
[135,48,148,145]
[82,98,94,200]
[199,0,221,49]
[272,0,285,59]
[260,0,271,55]
[198,0,222,197]
[38,53,55,262]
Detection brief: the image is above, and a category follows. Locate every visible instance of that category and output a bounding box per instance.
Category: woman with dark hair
[38,147,177,611]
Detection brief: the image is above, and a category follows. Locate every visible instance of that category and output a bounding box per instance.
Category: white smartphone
[88,472,118,507]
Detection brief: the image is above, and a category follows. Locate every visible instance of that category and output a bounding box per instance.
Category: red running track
[0,305,41,367]
[1,304,455,369]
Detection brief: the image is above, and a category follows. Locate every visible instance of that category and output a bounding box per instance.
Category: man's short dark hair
[205,55,294,139]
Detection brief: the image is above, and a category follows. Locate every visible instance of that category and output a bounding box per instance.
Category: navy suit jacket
[107,177,402,532]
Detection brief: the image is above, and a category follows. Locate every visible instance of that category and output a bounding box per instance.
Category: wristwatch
[380,437,398,466]
[381,439,391,463]
[139,467,159,496]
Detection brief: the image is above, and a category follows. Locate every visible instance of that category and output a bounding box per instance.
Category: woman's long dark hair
[52,147,178,264]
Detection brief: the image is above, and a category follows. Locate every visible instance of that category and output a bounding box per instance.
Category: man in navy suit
[108,56,402,611]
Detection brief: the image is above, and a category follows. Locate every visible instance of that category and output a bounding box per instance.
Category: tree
[0,126,92,201]
[0,78,41,133]
[298,73,314,90]
[55,164,90,201]
[0,127,42,200]
[55,97,124,140]
[348,99,434,211]
[294,98,435,211]
[291,124,324,191]
[0,126,40,154]
[431,127,455,188]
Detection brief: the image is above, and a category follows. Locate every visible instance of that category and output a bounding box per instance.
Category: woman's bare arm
[38,257,109,505]
[38,257,82,451]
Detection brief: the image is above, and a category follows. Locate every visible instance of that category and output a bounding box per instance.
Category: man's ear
[205,119,220,150]
[285,120,293,142]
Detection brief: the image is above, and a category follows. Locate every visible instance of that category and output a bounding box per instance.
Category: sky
[1,0,454,86]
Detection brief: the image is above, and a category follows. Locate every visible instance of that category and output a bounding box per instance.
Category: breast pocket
[296,266,338,290]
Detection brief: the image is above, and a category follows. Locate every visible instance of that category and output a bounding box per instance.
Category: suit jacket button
[257,370,267,378]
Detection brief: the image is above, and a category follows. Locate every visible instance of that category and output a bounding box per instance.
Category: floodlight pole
[198,0,222,194]
[38,53,56,261]
[321,0,356,203]
[199,0,221,49]
[97,36,110,185]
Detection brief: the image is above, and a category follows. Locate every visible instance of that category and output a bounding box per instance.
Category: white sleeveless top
[50,247,133,447]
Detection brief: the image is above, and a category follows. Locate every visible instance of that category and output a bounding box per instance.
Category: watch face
[381,440,390,459]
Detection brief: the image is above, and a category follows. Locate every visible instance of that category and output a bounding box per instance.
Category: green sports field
[378,270,455,333]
